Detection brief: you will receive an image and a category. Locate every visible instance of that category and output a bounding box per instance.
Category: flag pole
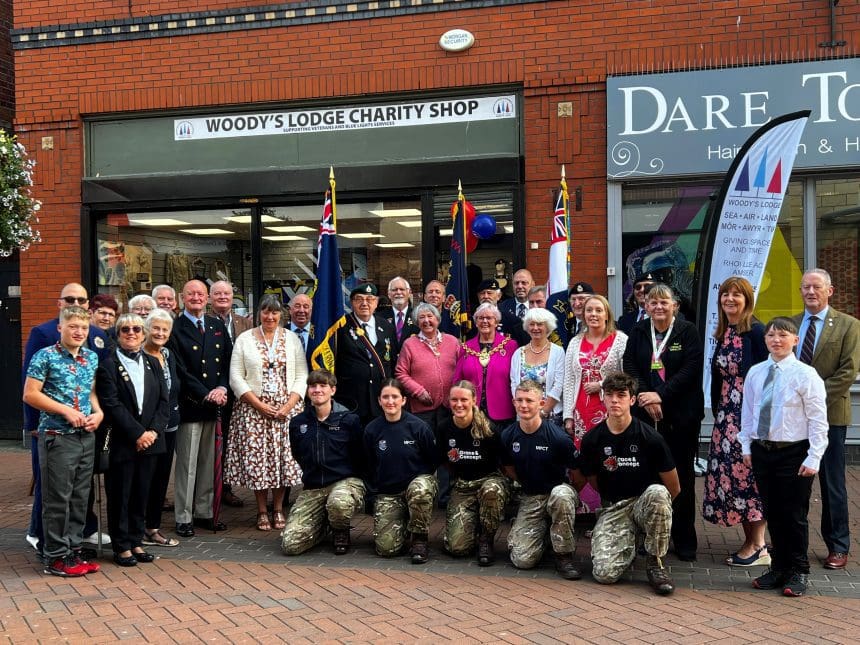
[329,166,337,226]
[458,179,467,267]
[561,165,571,283]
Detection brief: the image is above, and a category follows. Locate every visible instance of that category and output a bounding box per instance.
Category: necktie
[517,303,526,319]
[396,311,404,340]
[756,364,778,439]
[296,328,306,350]
[196,319,205,335]
[637,309,645,322]
[799,315,818,364]
[221,314,232,341]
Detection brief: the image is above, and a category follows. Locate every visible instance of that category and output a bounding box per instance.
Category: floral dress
[702,326,764,526]
[226,332,303,491]
[571,335,615,449]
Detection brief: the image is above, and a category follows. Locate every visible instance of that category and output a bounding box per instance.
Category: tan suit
[792,307,860,426]
[792,306,860,556]
[219,312,253,343]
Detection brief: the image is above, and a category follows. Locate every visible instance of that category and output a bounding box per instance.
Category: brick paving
[2,442,860,643]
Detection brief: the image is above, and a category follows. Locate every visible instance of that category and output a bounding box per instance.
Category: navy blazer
[167,313,233,422]
[709,322,768,412]
[96,350,169,462]
[22,318,110,432]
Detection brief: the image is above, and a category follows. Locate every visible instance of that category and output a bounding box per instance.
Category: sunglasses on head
[62,296,88,305]
[119,325,143,334]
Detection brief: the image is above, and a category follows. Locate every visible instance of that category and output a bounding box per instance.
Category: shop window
[261,200,423,310]
[816,177,859,319]
[96,209,252,314]
[433,189,515,303]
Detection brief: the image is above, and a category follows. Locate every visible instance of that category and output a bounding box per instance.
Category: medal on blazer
[384,338,391,362]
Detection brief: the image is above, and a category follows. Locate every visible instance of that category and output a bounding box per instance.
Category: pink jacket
[395,333,460,414]
[453,333,518,422]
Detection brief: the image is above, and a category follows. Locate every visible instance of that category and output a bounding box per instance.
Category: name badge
[650,360,663,370]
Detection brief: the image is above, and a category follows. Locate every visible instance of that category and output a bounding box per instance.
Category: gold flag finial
[561,164,566,180]
[457,179,464,201]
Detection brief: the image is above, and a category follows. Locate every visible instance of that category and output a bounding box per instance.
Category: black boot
[410,533,429,564]
[477,532,495,567]
[332,528,350,555]
[554,552,582,580]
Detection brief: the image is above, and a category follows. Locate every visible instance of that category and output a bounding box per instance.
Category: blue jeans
[819,425,849,554]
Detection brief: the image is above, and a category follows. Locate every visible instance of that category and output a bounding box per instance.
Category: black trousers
[145,430,177,528]
[107,454,157,553]
[751,440,813,574]
[659,420,698,555]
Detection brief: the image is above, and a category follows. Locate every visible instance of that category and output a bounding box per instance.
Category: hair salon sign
[606,59,859,178]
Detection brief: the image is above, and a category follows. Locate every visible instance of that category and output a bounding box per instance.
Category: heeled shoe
[113,553,138,567]
[133,551,157,563]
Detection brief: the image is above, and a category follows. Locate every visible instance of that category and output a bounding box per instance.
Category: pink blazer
[395,333,459,414]
[453,333,518,422]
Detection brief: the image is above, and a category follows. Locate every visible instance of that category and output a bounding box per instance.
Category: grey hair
[522,307,557,332]
[473,302,501,322]
[803,268,832,286]
[115,313,145,332]
[527,285,547,297]
[413,302,441,322]
[128,294,156,312]
[258,294,285,316]
[388,276,411,291]
[144,307,174,332]
[151,284,176,299]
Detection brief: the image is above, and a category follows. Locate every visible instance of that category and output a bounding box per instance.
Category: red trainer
[44,554,88,577]
[73,552,101,574]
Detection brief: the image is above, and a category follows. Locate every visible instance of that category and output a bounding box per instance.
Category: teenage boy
[500,380,581,580]
[576,372,679,595]
[23,306,104,577]
[740,317,829,597]
[282,370,366,556]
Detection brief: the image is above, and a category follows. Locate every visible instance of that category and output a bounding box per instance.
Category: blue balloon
[471,213,497,240]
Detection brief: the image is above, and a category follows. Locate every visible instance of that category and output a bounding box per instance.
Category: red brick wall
[14,0,860,327]
[0,0,13,128]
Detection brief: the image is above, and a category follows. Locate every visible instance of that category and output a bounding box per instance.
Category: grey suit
[792,307,860,555]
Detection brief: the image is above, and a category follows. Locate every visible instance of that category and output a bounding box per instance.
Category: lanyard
[650,319,674,366]
[259,326,280,366]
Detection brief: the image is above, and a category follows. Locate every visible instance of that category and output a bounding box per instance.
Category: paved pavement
[2,441,859,642]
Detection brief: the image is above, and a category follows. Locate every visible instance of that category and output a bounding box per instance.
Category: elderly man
[23,283,111,557]
[566,281,594,338]
[168,280,233,536]
[792,269,860,571]
[210,280,252,342]
[617,273,657,334]
[378,276,418,349]
[422,280,445,311]
[152,284,178,316]
[500,269,534,321]
[128,294,156,319]
[334,284,398,424]
[288,293,313,359]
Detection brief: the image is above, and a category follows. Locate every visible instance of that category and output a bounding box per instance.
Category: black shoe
[674,548,697,562]
[782,571,809,597]
[332,528,350,556]
[646,555,675,595]
[753,568,790,590]
[477,533,495,567]
[113,553,138,567]
[79,547,98,562]
[193,518,227,532]
[410,533,429,565]
[133,551,157,563]
[175,523,195,538]
[554,553,582,580]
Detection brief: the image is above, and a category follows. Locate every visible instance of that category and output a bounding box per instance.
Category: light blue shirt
[182,309,205,328]
[796,306,829,358]
[116,351,145,415]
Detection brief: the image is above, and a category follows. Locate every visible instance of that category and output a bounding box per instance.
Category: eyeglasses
[352,296,376,304]
[634,283,654,292]
[119,325,143,334]
[62,296,89,305]
[94,309,116,318]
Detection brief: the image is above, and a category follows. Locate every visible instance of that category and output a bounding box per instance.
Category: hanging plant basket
[0,131,41,257]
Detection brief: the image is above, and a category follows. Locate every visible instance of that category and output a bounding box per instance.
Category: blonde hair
[583,295,616,335]
[451,380,494,440]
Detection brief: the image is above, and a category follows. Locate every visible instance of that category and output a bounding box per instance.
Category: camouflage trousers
[373,474,438,557]
[444,474,511,556]
[591,484,672,584]
[508,484,578,569]
[281,477,366,556]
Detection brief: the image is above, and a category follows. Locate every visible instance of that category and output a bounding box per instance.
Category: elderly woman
[623,283,704,562]
[509,307,565,423]
[563,295,628,448]
[89,293,120,331]
[703,276,769,566]
[226,295,307,532]
[395,303,460,431]
[453,303,518,427]
[96,313,169,566]
[128,294,156,319]
[141,309,181,548]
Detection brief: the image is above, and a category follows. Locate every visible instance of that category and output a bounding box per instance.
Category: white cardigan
[562,330,628,421]
[509,343,566,415]
[229,327,308,401]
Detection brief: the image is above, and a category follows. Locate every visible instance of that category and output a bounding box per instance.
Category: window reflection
[816,178,859,319]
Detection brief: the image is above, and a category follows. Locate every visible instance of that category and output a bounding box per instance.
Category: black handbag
[94,425,111,474]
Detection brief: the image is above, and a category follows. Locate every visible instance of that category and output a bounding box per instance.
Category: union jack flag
[547,174,570,296]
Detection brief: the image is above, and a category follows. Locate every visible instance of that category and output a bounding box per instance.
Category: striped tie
[799,315,818,364]
[756,364,778,439]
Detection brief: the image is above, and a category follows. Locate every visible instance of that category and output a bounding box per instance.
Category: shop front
[84,91,526,313]
[605,58,860,442]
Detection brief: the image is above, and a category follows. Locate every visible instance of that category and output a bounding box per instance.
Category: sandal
[257,512,272,531]
[273,511,286,531]
[726,546,771,567]
[143,529,180,547]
